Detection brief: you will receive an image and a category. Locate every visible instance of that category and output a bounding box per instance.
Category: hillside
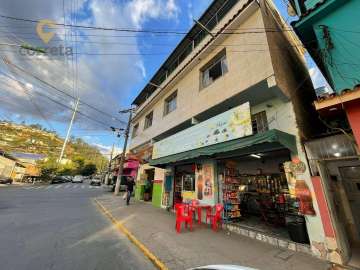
[0,121,107,172]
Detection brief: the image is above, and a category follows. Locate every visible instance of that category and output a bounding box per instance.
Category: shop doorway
[144,169,155,202]
[173,164,195,206]
[218,149,309,243]
[318,159,360,268]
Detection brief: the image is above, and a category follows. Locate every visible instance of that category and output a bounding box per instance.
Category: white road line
[72,185,78,189]
[35,186,43,189]
[81,185,85,189]
[65,185,71,188]
[55,185,62,189]
[45,185,53,190]
[88,186,93,189]
[24,187,35,190]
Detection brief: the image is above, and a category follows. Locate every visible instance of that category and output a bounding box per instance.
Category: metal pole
[105,143,114,185]
[114,110,132,196]
[58,97,80,163]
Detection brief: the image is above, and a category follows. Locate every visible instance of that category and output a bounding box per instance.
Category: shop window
[252,111,269,134]
[132,123,139,138]
[182,174,195,192]
[164,91,177,116]
[201,49,228,89]
[144,111,153,130]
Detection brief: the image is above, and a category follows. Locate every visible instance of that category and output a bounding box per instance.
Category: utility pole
[104,143,114,185]
[114,109,133,196]
[58,97,80,163]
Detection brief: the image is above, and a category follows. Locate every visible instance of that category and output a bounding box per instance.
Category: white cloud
[92,142,122,158]
[0,0,180,131]
[127,0,179,29]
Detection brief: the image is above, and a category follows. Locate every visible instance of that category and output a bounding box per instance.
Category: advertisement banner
[153,102,252,159]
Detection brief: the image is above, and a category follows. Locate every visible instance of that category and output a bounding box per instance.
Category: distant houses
[0,150,43,182]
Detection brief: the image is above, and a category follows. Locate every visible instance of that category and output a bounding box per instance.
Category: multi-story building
[290,0,360,146]
[129,0,332,260]
[290,0,360,267]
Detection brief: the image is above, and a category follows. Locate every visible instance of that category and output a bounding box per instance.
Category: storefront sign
[290,158,307,174]
[196,163,215,205]
[182,191,196,200]
[153,102,252,159]
[295,180,316,216]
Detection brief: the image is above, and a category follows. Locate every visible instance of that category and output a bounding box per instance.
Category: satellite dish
[287,3,297,17]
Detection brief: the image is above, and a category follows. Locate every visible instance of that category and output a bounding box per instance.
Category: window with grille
[201,49,228,89]
[144,111,153,130]
[251,111,269,134]
[164,91,177,116]
[132,123,139,138]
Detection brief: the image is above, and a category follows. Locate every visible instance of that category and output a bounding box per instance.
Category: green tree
[81,163,97,176]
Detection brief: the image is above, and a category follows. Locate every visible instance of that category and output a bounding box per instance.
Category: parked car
[62,176,73,182]
[0,177,13,184]
[50,176,66,184]
[72,175,83,183]
[90,177,101,186]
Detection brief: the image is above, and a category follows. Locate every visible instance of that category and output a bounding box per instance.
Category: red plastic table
[190,204,212,224]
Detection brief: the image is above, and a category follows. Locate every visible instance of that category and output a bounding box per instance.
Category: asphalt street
[0,182,156,270]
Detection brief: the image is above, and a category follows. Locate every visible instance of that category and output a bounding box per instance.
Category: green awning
[149,129,297,167]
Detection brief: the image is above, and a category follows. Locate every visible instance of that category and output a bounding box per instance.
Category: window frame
[251,111,269,134]
[144,111,153,130]
[163,90,177,116]
[200,49,228,90]
[132,123,139,138]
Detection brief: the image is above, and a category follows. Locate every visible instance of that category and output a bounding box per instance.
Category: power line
[0,69,115,130]
[2,57,127,125]
[0,14,297,35]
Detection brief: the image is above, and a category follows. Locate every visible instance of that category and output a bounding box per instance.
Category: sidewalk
[95,194,330,270]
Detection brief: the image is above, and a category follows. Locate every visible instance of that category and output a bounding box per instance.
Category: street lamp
[114,108,135,196]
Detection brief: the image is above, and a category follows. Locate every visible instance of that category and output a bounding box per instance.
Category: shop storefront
[149,102,322,256]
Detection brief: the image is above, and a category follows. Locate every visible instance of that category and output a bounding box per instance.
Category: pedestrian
[126,176,135,205]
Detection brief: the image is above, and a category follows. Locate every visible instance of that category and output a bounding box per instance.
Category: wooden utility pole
[114,109,133,196]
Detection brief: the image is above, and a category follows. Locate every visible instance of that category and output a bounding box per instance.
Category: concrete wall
[0,155,16,178]
[313,1,360,93]
[259,0,323,140]
[130,5,274,150]
[135,163,165,207]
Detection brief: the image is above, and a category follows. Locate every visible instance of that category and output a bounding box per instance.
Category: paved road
[0,183,155,270]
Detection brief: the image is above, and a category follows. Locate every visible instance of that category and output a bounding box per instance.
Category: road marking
[55,185,62,189]
[72,185,78,189]
[94,199,168,270]
[65,184,71,188]
[45,185,53,190]
[89,186,93,189]
[81,185,85,189]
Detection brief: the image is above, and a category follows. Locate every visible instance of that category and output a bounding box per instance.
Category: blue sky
[0,0,327,157]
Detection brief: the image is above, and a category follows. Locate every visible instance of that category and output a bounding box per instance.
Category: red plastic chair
[206,204,224,231]
[188,199,199,219]
[175,203,193,233]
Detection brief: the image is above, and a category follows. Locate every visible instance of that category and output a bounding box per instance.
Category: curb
[94,199,168,270]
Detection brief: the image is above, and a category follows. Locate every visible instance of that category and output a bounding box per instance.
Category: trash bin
[287,217,310,244]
